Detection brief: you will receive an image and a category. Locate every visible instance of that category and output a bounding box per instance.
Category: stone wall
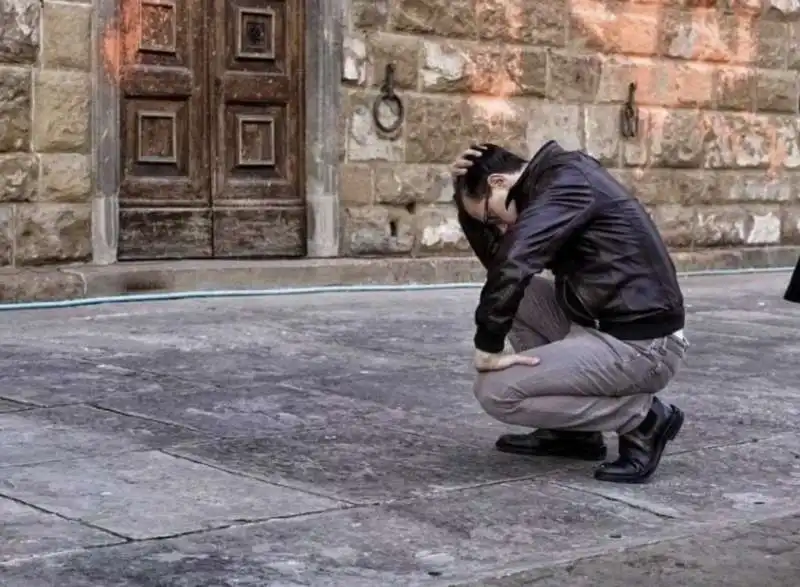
[0,0,92,268]
[340,0,800,257]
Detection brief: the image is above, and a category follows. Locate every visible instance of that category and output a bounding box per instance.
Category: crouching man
[452,141,689,484]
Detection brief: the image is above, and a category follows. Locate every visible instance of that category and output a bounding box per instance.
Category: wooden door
[209,0,305,257]
[118,0,306,260]
[118,0,212,259]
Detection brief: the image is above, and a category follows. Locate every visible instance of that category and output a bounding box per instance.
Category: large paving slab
[0,451,343,540]
[0,405,203,467]
[0,271,798,584]
[0,497,121,564]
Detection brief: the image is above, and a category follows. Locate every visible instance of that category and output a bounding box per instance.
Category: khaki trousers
[474,277,688,434]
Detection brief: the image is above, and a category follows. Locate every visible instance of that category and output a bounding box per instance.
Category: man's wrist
[474,326,505,354]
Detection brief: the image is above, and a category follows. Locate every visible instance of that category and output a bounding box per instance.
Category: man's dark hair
[453,143,527,208]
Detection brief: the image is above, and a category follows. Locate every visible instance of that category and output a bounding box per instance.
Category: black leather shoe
[594,397,684,484]
[496,429,607,461]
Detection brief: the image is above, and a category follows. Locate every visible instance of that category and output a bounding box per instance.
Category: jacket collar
[505,140,566,209]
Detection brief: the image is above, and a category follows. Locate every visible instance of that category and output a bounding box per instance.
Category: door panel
[211,0,305,257]
[118,0,211,259]
[117,0,306,260]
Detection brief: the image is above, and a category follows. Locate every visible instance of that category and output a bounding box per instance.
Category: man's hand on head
[450,144,487,177]
[473,348,540,372]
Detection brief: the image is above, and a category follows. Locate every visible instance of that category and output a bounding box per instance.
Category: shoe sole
[594,407,684,484]
[496,444,608,462]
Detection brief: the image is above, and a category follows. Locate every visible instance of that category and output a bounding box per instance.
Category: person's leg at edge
[488,277,608,462]
[475,321,688,483]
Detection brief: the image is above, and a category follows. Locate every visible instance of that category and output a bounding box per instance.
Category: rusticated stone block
[756,20,788,69]
[649,108,705,168]
[341,164,374,206]
[345,90,405,162]
[414,205,470,255]
[695,205,782,247]
[568,1,660,56]
[391,0,476,39]
[547,52,602,102]
[717,172,794,203]
[583,105,621,166]
[773,116,800,170]
[0,0,39,64]
[342,35,367,85]
[715,67,754,111]
[615,169,719,206]
[789,22,800,70]
[0,154,37,202]
[32,70,90,153]
[375,165,451,206]
[41,1,91,70]
[781,205,800,244]
[475,0,567,47]
[15,204,91,265]
[351,0,389,29]
[0,206,12,265]
[702,112,772,170]
[527,102,581,153]
[661,11,744,63]
[342,206,414,255]
[420,41,546,97]
[39,154,91,203]
[367,34,420,90]
[755,70,799,113]
[597,59,714,109]
[0,269,84,301]
[649,205,696,249]
[405,95,528,164]
[764,0,800,19]
[0,66,31,152]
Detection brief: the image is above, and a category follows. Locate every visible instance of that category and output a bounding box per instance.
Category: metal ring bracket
[372,63,405,134]
[620,82,639,139]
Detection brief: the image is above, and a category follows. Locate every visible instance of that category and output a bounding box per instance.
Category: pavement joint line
[0,492,132,543]
[550,481,683,520]
[88,402,209,435]
[0,448,154,471]
[0,502,374,569]
[158,448,359,506]
[439,508,800,587]
[0,396,48,409]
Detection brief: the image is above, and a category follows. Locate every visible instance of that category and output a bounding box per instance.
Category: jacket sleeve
[473,168,598,353]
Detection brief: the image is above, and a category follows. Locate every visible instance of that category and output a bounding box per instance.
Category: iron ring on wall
[372,93,404,134]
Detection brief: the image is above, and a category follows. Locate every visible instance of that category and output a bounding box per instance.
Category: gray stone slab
[0,405,204,468]
[656,372,798,453]
[452,514,800,587]
[554,433,800,522]
[170,422,580,504]
[0,481,682,587]
[0,451,342,540]
[289,366,477,416]
[94,342,425,383]
[0,497,120,564]
[98,385,406,439]
[0,360,209,407]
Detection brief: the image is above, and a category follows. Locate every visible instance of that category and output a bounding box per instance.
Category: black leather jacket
[460,141,685,353]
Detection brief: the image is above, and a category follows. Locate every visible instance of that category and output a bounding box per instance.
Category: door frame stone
[91,0,343,264]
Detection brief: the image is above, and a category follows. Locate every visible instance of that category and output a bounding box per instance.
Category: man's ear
[487,174,508,189]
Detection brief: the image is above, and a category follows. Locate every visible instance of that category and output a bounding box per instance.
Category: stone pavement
[0,271,798,586]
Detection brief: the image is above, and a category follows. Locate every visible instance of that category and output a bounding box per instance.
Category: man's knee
[474,374,521,422]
